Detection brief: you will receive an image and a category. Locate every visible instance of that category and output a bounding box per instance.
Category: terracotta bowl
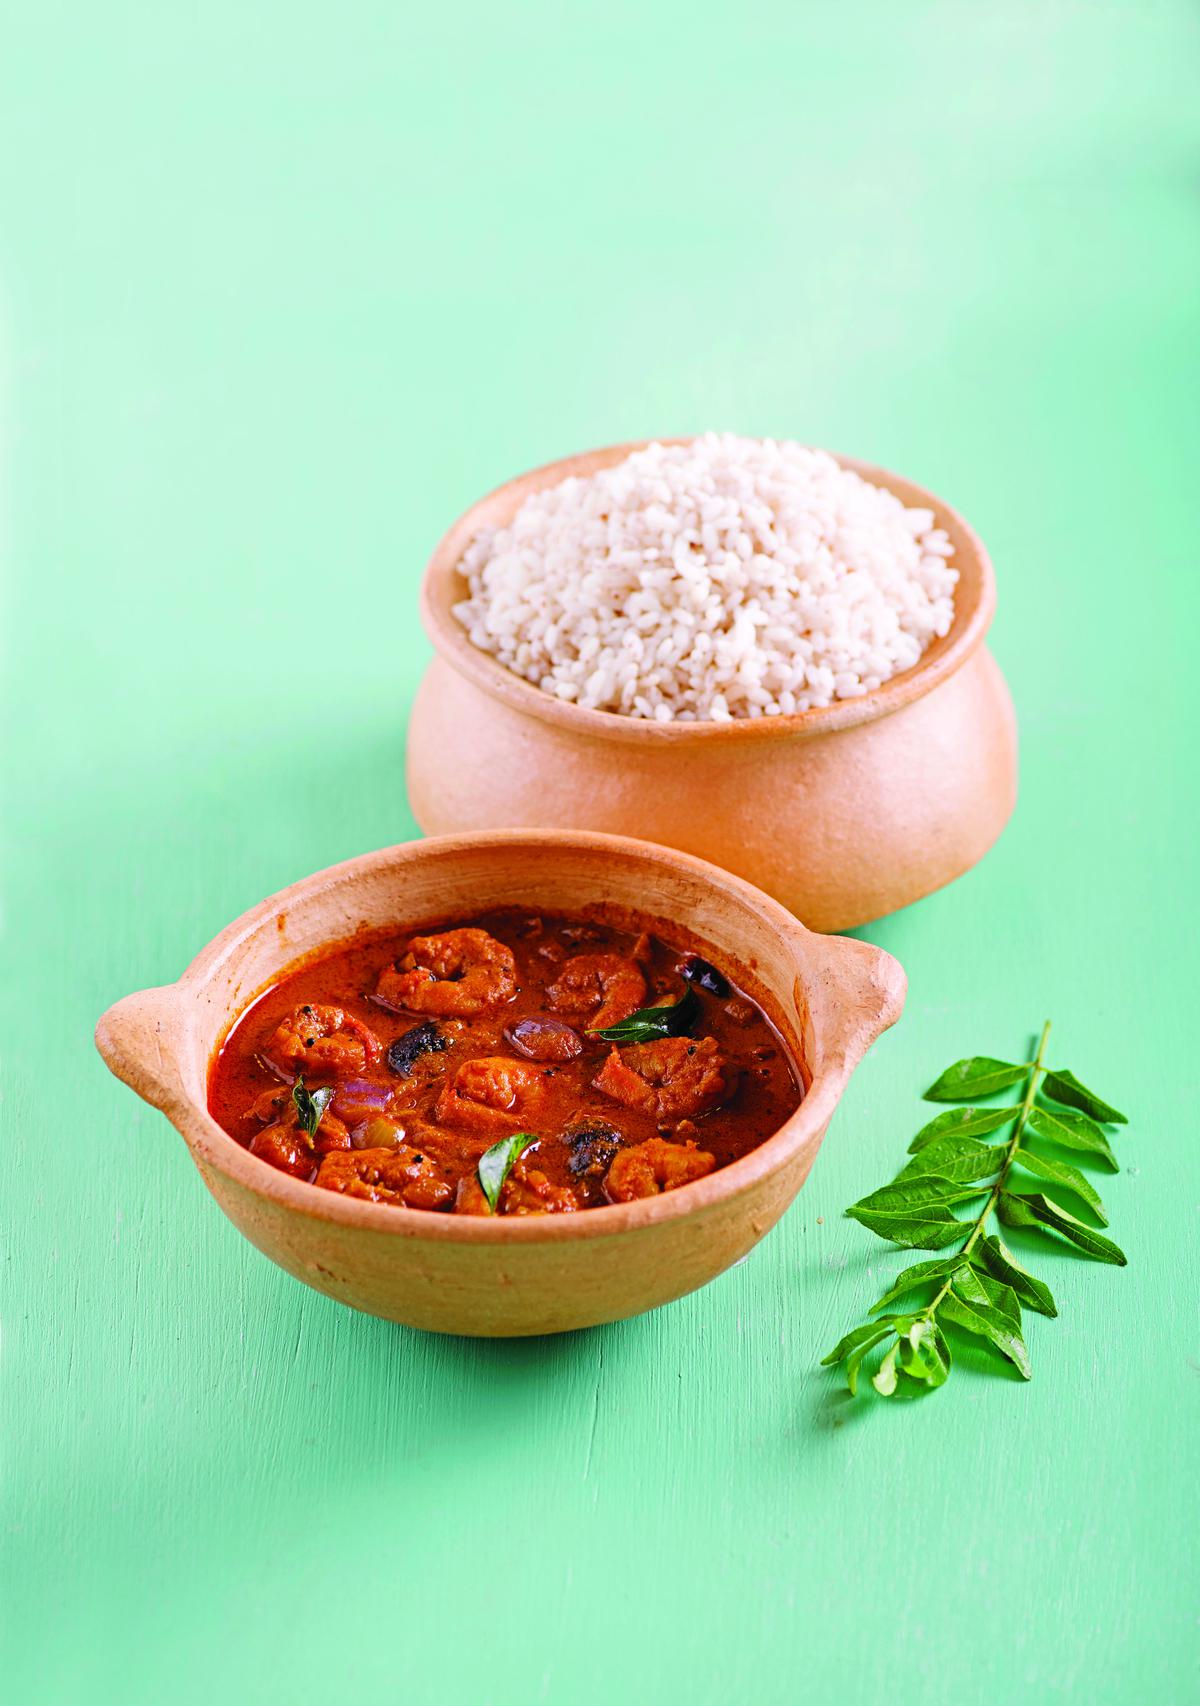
[408,439,1017,932]
[94,831,905,1337]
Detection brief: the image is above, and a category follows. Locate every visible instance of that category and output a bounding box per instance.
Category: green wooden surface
[3,5,1197,1702]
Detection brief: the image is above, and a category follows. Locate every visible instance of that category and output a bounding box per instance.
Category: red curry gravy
[208,910,801,1215]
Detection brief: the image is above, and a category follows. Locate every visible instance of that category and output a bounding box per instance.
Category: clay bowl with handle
[409,439,1017,932]
[95,830,905,1337]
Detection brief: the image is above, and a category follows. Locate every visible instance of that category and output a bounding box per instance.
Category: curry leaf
[477,1132,537,1212]
[908,1105,1019,1152]
[845,1325,896,1395]
[850,1176,985,1215]
[970,1270,1022,1330]
[1013,1146,1108,1221]
[897,1319,950,1388]
[292,1076,335,1140]
[821,1317,902,1366]
[898,1138,1008,1184]
[941,1291,1032,1378]
[843,1206,971,1250]
[976,1236,1057,1317]
[950,1263,991,1307]
[869,1257,964,1313]
[1028,1104,1118,1169]
[994,1192,1038,1228]
[590,987,700,1044]
[872,1342,901,1396]
[999,1192,1128,1265]
[823,1021,1130,1404]
[955,1264,1021,1330]
[1042,1069,1127,1126]
[924,1057,1027,1102]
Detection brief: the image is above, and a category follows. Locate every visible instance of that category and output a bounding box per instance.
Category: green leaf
[844,1205,971,1251]
[896,1319,950,1389]
[933,1322,953,1380]
[872,1342,900,1396]
[996,1192,1038,1228]
[898,1138,1008,1184]
[1043,1069,1127,1126]
[950,1263,991,1307]
[924,1057,1027,1102]
[821,1316,900,1367]
[976,1236,1057,1317]
[1014,1146,1108,1222]
[870,1257,964,1313]
[1028,1105,1118,1170]
[998,1192,1128,1265]
[954,1264,1021,1329]
[846,1325,896,1395]
[908,1105,1019,1153]
[848,1177,981,1251]
[971,1270,1023,1330]
[590,987,700,1044]
[940,1290,1032,1379]
[291,1075,335,1140]
[851,1176,986,1215]
[477,1132,537,1211]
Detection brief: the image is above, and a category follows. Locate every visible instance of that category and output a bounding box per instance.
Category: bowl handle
[95,985,188,1117]
[799,933,907,1075]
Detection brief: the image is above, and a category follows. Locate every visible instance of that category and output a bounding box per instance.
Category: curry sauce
[208,910,801,1214]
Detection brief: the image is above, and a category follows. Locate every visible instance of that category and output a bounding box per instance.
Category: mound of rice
[452,434,957,723]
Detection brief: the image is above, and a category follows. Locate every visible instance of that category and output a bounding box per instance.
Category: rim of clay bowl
[95,830,906,1246]
[420,438,995,747]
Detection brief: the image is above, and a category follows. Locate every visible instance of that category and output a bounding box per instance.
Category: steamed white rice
[452,433,957,723]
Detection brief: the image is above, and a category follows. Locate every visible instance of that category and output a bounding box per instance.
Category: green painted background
[3,4,1197,1702]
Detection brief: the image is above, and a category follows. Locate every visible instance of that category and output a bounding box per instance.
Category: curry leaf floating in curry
[823,1022,1130,1401]
[291,1076,335,1141]
[477,1133,537,1212]
[590,986,701,1044]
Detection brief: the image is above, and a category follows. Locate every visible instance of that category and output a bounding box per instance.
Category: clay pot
[94,832,905,1337]
[409,440,1017,932]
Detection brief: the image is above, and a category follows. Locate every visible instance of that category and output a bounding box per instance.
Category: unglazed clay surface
[95,832,906,1335]
[408,442,1017,931]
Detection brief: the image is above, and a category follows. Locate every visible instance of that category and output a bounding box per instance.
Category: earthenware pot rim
[95,830,905,1245]
[420,437,995,747]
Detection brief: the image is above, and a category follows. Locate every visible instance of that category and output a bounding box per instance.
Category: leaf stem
[918,1020,1051,1324]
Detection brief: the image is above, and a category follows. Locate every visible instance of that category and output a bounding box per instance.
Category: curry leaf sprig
[822,1022,1129,1399]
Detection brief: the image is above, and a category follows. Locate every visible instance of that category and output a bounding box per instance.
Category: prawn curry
[208,911,801,1216]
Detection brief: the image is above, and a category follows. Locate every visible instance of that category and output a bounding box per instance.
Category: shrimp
[592,1035,731,1125]
[604,1137,716,1203]
[315,1146,455,1212]
[375,928,517,1017]
[545,953,647,1031]
[435,1055,549,1139]
[455,1158,580,1216]
[264,1004,382,1078]
[246,1088,351,1180]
